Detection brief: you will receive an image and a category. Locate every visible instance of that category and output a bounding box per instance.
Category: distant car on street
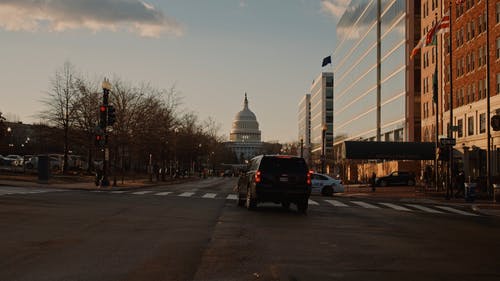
[311,172,344,196]
[236,155,311,213]
[374,171,416,187]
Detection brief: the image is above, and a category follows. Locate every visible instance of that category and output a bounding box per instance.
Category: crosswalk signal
[99,105,107,129]
[95,134,105,148]
[107,105,116,126]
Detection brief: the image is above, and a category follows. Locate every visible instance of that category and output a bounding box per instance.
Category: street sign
[440,138,456,146]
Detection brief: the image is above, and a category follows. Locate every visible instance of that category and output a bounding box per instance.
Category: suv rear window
[259,157,308,174]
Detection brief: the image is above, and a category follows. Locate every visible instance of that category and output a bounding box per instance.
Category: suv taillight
[307,170,312,185]
[255,170,262,183]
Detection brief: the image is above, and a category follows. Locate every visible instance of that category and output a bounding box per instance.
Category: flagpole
[447,0,454,200]
[485,0,492,200]
[434,11,439,192]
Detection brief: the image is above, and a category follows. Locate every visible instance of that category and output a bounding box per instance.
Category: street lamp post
[321,124,327,174]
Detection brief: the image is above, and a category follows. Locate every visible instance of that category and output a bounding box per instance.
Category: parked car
[374,171,416,187]
[236,155,311,213]
[5,154,23,166]
[311,173,344,196]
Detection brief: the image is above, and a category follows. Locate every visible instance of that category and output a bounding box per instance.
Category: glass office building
[333,0,420,151]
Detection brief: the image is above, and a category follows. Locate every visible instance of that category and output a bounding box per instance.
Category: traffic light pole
[100,79,112,187]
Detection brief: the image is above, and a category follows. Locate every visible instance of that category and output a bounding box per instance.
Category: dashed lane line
[379,203,412,211]
[155,191,172,196]
[324,199,349,207]
[351,201,380,209]
[308,199,319,205]
[406,204,444,214]
[434,206,478,216]
[178,192,195,197]
[202,193,217,199]
[132,191,155,195]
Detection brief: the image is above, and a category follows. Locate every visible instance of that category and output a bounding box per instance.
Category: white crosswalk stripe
[155,191,172,196]
[226,194,238,200]
[202,193,217,199]
[178,192,195,197]
[379,203,412,211]
[308,199,319,205]
[132,190,155,195]
[406,204,444,214]
[351,201,380,209]
[325,199,348,207]
[434,206,478,216]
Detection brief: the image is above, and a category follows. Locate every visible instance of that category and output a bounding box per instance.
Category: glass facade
[333,0,418,146]
[310,73,334,155]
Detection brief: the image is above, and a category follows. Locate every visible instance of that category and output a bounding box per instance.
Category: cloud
[0,0,183,38]
[239,1,247,8]
[321,0,350,19]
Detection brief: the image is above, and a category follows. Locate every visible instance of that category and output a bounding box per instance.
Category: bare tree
[0,112,6,140]
[39,61,79,174]
[73,77,100,172]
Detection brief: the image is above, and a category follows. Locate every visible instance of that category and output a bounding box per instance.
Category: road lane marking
[406,204,444,214]
[308,199,319,205]
[110,191,127,194]
[202,193,217,199]
[379,203,412,211]
[131,191,154,195]
[226,194,238,200]
[178,192,195,197]
[434,206,478,216]
[351,201,380,209]
[325,199,348,207]
[155,191,172,196]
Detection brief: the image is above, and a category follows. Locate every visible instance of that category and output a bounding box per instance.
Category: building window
[483,78,487,98]
[472,84,476,102]
[471,52,475,71]
[468,116,474,136]
[480,113,486,133]
[458,119,463,138]
[497,37,500,59]
[497,73,500,94]
[497,3,500,23]
[479,46,483,66]
[478,80,483,99]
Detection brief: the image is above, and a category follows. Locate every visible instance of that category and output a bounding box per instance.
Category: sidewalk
[341,184,500,217]
[0,174,197,191]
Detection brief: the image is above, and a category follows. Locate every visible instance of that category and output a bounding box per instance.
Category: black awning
[342,141,436,160]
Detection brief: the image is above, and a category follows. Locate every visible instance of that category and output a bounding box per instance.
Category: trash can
[37,155,50,184]
[464,183,476,203]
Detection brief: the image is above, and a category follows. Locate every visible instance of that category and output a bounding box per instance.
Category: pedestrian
[371,172,377,191]
[455,170,466,198]
[423,166,431,190]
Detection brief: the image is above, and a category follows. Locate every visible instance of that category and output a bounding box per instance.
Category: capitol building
[225,93,263,162]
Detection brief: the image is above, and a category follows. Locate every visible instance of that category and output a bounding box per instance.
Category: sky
[0,0,349,142]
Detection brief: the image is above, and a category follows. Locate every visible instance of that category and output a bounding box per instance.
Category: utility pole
[484,0,492,200]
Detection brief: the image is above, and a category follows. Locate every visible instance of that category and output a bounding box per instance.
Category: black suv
[236,155,311,213]
[374,171,416,187]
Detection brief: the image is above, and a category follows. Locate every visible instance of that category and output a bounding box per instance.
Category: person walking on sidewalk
[455,170,466,198]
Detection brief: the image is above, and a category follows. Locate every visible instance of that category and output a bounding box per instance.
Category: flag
[322,55,332,67]
[410,36,425,60]
[425,10,450,45]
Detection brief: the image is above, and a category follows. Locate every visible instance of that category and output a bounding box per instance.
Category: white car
[311,173,344,196]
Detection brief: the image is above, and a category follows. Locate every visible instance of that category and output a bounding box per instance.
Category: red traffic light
[96,135,102,140]
[100,106,107,112]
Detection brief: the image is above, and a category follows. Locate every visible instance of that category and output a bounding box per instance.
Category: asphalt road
[1,177,499,281]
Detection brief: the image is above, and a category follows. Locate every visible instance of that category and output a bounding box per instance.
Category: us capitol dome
[226,93,263,162]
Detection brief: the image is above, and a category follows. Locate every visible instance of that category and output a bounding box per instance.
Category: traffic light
[95,134,105,148]
[99,105,107,129]
[107,105,116,126]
